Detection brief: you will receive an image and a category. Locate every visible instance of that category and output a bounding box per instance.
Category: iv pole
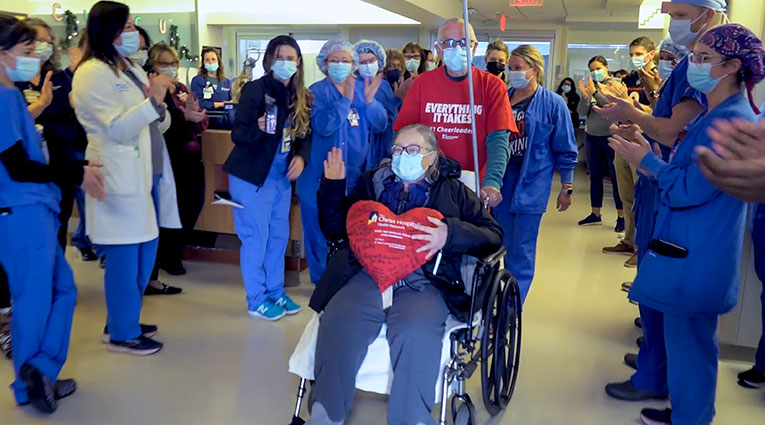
[462,0,482,195]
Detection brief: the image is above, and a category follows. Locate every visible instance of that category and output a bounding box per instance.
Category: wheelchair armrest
[479,248,507,268]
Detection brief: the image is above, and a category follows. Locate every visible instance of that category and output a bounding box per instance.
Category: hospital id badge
[281,128,293,153]
[347,107,360,127]
[203,85,213,100]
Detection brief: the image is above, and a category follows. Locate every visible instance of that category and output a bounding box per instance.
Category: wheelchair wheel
[451,394,477,425]
[480,270,522,416]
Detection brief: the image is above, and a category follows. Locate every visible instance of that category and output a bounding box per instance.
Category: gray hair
[438,18,477,43]
[396,124,441,180]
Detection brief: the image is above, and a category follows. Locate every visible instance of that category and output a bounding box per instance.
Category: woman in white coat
[73,0,173,356]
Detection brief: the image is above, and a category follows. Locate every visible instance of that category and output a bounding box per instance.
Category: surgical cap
[354,40,387,70]
[316,40,358,75]
[700,24,765,112]
[670,0,726,12]
[658,37,689,60]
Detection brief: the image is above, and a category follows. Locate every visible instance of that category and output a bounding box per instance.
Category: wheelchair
[287,247,522,425]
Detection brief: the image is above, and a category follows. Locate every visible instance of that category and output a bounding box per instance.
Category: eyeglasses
[688,51,726,65]
[403,53,421,60]
[435,39,475,50]
[391,144,432,155]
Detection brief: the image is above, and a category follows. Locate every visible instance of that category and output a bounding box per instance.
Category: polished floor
[2,172,764,425]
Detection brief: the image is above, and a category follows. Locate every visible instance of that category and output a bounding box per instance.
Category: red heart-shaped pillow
[347,200,444,293]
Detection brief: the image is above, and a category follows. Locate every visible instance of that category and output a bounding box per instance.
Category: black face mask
[486,61,505,76]
[384,69,401,86]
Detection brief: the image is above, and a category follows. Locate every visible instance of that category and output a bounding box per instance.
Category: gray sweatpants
[311,271,449,425]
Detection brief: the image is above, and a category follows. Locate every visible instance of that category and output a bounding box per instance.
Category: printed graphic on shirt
[509,108,527,157]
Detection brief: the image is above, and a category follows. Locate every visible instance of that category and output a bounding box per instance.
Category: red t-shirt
[393,67,517,175]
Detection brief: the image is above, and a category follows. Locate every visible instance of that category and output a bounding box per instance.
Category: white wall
[347,27,421,50]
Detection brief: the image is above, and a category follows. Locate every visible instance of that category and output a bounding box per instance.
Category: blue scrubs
[190,75,233,128]
[631,56,707,400]
[631,93,755,425]
[296,77,386,283]
[366,78,401,168]
[230,149,291,310]
[494,87,577,304]
[752,203,765,372]
[0,87,76,405]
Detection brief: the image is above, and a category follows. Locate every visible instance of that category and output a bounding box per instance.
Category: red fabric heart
[347,200,444,293]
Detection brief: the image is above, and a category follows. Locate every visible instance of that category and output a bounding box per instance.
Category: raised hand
[394,76,416,100]
[37,71,54,108]
[364,72,383,104]
[148,73,172,104]
[639,67,662,93]
[323,147,346,180]
[342,75,355,100]
[598,80,629,100]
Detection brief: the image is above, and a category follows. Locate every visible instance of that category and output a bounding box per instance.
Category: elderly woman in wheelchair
[302,124,503,425]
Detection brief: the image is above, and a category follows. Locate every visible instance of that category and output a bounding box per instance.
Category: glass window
[566,43,631,84]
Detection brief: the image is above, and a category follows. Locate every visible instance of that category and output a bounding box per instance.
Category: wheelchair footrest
[462,360,478,380]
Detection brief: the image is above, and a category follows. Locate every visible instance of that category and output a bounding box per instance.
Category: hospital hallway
[1,168,764,425]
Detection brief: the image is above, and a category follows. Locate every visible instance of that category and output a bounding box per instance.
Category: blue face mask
[327,62,352,83]
[114,30,140,57]
[272,60,298,81]
[204,62,219,73]
[405,59,420,73]
[590,68,606,83]
[442,47,468,74]
[669,12,706,47]
[507,70,531,89]
[631,54,649,70]
[686,61,724,94]
[358,62,379,79]
[562,84,572,93]
[392,152,431,182]
[3,55,41,82]
[658,60,675,81]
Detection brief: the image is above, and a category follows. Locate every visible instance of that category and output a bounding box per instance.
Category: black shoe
[637,336,644,348]
[98,256,106,269]
[78,247,97,261]
[161,264,187,276]
[144,283,183,296]
[635,317,642,329]
[106,335,163,356]
[615,217,625,232]
[19,379,77,406]
[578,213,602,226]
[605,380,667,401]
[621,281,633,292]
[101,324,158,344]
[624,353,638,370]
[641,408,672,425]
[737,367,765,388]
[19,364,57,414]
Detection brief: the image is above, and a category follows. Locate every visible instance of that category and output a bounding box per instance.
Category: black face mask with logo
[486,61,506,76]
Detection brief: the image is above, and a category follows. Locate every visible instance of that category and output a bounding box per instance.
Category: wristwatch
[566,188,574,195]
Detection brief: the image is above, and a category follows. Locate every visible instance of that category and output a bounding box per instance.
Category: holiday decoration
[52,3,63,22]
[60,10,80,49]
[168,24,199,63]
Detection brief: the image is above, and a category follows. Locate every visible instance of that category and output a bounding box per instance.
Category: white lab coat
[73,59,180,245]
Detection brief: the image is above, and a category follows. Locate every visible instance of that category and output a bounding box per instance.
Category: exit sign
[511,0,543,6]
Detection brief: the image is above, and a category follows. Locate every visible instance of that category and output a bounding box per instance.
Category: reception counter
[195,129,305,269]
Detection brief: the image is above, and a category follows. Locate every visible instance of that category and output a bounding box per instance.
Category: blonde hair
[486,39,509,61]
[147,43,179,70]
[511,45,545,87]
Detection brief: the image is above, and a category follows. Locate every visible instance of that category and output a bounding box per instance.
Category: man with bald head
[394,18,516,207]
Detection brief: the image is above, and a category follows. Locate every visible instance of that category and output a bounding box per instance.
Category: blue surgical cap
[316,40,358,75]
[658,37,689,60]
[354,40,387,70]
[670,0,726,12]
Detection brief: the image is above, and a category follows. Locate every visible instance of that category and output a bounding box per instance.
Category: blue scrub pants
[300,201,328,285]
[631,305,719,425]
[0,204,77,404]
[495,163,544,305]
[229,158,290,310]
[753,240,765,372]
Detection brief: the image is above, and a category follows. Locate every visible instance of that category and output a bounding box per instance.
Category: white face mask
[358,62,379,79]
[669,11,708,47]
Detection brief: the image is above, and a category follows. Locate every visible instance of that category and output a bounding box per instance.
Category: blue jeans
[585,133,623,210]
[100,238,159,341]
[0,204,77,404]
[230,171,290,310]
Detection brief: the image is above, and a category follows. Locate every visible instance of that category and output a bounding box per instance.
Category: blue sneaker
[273,295,302,315]
[248,300,286,321]
[578,213,602,226]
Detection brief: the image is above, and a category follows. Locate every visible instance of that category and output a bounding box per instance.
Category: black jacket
[223,74,311,187]
[310,157,503,321]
